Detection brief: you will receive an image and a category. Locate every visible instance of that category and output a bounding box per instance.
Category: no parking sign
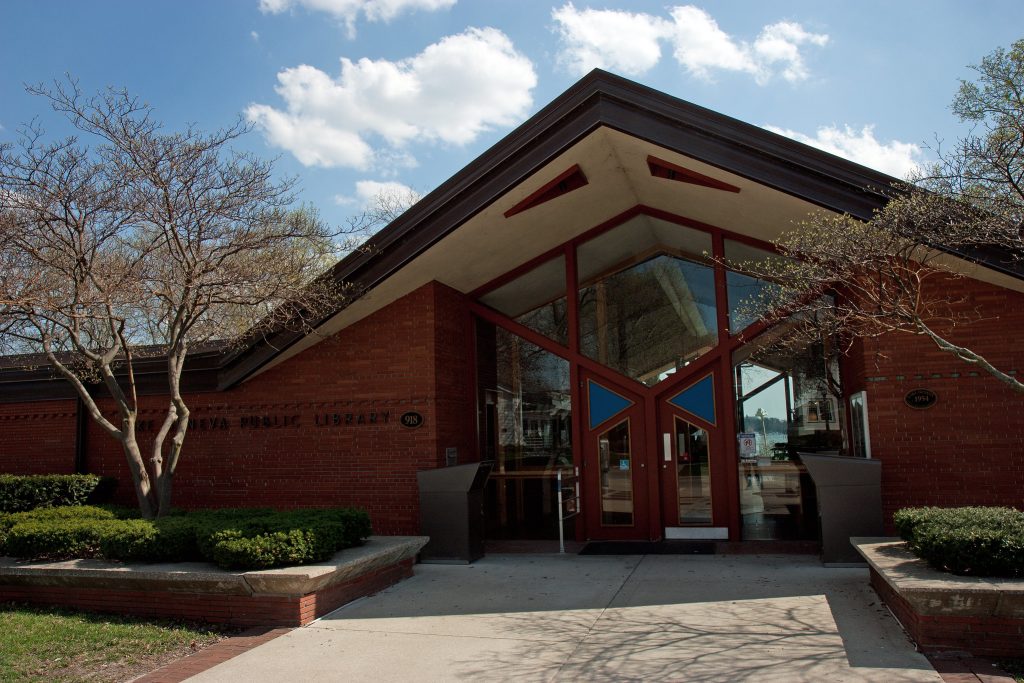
[738,432,757,455]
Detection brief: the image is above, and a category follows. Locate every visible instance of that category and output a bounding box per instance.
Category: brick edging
[870,568,1024,657]
[132,626,291,683]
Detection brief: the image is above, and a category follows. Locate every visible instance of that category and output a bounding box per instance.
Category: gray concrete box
[800,453,883,566]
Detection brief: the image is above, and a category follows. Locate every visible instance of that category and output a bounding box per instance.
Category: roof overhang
[4,70,1021,398]
[223,70,1024,386]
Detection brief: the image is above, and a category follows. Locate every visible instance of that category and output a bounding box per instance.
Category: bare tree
[341,184,421,246]
[730,40,1024,394]
[0,79,345,517]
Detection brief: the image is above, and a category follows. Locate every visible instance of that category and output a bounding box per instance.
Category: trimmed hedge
[894,506,1024,578]
[0,474,116,512]
[0,506,372,570]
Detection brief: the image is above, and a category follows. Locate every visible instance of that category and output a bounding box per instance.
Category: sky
[2,1,1023,229]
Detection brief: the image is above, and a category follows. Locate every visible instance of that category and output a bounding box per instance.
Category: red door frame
[655,368,728,531]
[467,205,789,541]
[579,370,650,540]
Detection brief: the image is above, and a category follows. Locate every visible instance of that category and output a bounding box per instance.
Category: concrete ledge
[0,536,428,626]
[853,537,1024,657]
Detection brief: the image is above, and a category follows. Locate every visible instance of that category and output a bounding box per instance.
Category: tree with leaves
[733,39,1024,394]
[0,80,346,517]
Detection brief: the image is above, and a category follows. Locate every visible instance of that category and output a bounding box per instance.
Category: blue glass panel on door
[588,380,633,430]
[668,374,716,425]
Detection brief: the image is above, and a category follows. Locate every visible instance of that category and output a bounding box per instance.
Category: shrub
[0,505,372,570]
[4,517,128,560]
[0,505,116,549]
[894,506,1024,577]
[201,508,372,569]
[0,474,117,513]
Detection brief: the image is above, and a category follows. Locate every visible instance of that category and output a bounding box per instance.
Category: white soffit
[251,125,1024,379]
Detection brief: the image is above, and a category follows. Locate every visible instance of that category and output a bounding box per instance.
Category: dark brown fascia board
[0,349,223,403]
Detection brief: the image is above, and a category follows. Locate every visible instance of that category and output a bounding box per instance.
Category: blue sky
[2,1,1022,228]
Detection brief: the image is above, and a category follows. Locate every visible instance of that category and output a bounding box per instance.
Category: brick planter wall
[0,536,427,628]
[0,559,413,627]
[856,538,1024,658]
[870,569,1024,657]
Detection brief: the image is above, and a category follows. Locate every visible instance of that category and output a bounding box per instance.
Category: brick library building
[2,72,1022,547]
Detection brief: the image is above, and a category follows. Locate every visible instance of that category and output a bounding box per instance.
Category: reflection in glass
[577,215,716,385]
[724,240,785,334]
[477,320,572,539]
[479,255,568,345]
[579,254,717,385]
[733,338,842,540]
[676,418,712,524]
[849,391,871,458]
[599,420,633,526]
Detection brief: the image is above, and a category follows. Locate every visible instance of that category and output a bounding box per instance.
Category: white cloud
[250,30,260,41]
[247,27,536,170]
[552,4,671,76]
[259,0,456,37]
[764,124,923,178]
[552,3,828,84]
[752,21,829,83]
[335,180,421,207]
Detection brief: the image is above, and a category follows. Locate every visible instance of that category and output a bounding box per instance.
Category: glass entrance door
[657,371,725,535]
[580,373,649,540]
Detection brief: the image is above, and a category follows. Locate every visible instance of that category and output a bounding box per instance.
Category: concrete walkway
[188,553,942,682]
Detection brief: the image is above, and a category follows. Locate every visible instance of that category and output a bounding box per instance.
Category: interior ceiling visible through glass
[479,255,568,345]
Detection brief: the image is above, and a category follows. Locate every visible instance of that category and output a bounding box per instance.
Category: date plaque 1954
[904,389,937,410]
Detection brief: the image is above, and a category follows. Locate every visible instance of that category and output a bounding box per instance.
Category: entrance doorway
[580,374,650,540]
[657,371,727,539]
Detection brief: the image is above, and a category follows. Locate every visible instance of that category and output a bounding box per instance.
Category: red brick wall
[0,281,476,535]
[0,558,414,627]
[870,569,1024,657]
[0,400,78,474]
[850,275,1024,528]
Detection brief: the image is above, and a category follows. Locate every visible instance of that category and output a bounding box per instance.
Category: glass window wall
[577,216,717,386]
[733,335,843,540]
[476,320,573,539]
[478,255,568,346]
[724,240,787,334]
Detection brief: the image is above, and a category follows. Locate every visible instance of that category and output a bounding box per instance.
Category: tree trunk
[120,431,156,519]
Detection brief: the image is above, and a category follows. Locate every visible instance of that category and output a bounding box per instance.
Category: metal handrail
[556,469,580,554]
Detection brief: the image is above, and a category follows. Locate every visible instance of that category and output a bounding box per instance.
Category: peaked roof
[220,69,908,387]
[3,69,1019,399]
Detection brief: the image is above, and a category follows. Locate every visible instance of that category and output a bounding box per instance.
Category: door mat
[579,540,715,555]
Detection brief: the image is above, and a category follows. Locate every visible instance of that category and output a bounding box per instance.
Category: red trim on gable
[503,164,589,218]
[647,155,741,193]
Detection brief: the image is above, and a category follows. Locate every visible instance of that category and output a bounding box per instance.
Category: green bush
[5,518,128,560]
[894,506,1024,577]
[0,474,117,513]
[0,505,373,570]
[0,506,116,548]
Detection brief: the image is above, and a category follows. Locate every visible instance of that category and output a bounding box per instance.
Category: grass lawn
[0,602,235,682]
